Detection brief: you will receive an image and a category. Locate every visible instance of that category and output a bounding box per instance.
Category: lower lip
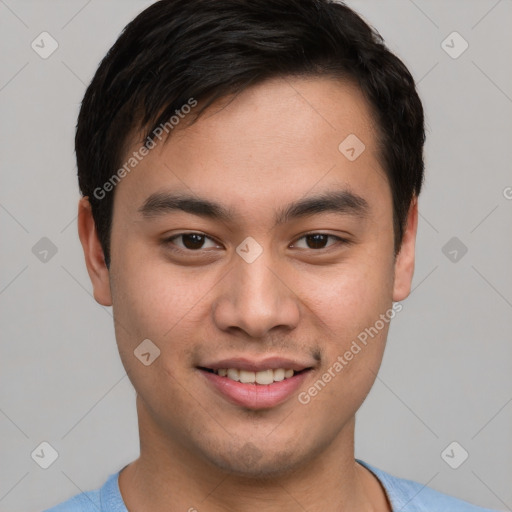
[199,369,310,410]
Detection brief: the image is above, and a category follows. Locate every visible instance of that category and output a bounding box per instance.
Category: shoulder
[42,471,123,512]
[356,459,503,512]
[42,490,100,512]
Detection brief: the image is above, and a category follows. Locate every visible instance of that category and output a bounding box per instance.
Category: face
[80,76,417,477]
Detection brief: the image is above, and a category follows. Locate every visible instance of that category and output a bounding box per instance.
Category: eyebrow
[138,189,369,226]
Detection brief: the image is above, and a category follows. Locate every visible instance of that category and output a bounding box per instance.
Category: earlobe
[77,197,113,306]
[392,198,419,302]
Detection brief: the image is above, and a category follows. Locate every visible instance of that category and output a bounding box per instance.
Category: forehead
[113,76,389,221]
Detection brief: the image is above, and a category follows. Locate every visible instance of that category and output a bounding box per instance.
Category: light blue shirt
[43,459,502,511]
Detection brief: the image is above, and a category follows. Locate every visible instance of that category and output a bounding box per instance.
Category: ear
[77,197,113,306]
[392,197,419,302]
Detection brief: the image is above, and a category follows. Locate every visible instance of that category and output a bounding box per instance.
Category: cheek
[109,255,208,413]
[109,246,205,362]
[297,266,395,428]
[300,250,395,336]
[296,249,395,396]
[113,230,206,320]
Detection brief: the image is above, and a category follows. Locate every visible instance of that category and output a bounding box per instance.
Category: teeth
[214,368,296,384]
[227,368,240,381]
[239,370,256,383]
[273,368,285,382]
[255,369,274,385]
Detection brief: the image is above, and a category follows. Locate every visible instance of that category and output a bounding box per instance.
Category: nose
[211,245,301,339]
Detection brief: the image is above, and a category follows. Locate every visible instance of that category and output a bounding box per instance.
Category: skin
[78,76,418,511]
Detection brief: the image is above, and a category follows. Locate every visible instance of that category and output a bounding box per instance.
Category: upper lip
[199,356,315,372]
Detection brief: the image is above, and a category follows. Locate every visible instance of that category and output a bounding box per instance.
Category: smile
[203,367,297,385]
[198,366,313,409]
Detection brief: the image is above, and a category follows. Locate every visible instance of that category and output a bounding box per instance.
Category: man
[44,0,502,510]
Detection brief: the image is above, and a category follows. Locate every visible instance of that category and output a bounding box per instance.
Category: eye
[291,233,345,250]
[165,232,221,251]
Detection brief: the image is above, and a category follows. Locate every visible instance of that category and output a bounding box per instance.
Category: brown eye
[181,233,206,250]
[292,233,343,250]
[166,233,219,251]
[305,234,329,249]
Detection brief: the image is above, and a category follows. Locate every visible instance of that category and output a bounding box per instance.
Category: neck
[119,397,390,512]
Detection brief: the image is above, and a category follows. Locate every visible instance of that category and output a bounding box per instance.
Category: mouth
[197,360,314,409]
[199,367,308,385]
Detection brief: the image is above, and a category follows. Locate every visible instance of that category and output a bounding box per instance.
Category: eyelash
[163,232,350,253]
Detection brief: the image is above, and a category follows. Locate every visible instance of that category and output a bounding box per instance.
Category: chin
[202,442,306,479]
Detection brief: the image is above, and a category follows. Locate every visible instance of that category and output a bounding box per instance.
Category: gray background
[0,0,511,510]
